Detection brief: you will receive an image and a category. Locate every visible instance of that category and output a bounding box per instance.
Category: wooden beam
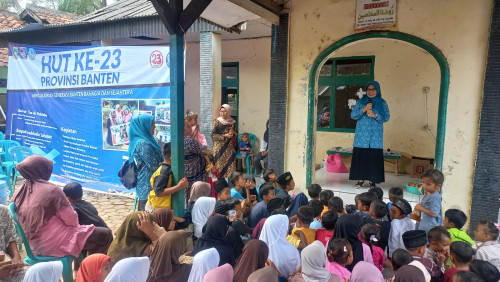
[180,0,213,32]
[251,0,283,14]
[227,0,279,25]
[149,0,176,34]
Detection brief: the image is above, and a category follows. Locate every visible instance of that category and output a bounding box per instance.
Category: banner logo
[150,50,163,68]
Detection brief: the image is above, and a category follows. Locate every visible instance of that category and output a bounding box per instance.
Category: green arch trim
[306,31,450,186]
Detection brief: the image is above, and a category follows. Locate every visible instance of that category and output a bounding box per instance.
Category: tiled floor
[314,167,423,207]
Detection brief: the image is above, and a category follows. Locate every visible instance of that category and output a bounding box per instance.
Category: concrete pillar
[199,32,222,149]
[268,15,289,175]
[470,0,500,226]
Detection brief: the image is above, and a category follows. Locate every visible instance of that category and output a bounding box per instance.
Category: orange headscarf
[76,254,112,282]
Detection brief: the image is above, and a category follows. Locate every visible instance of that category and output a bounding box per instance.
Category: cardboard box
[410,157,434,178]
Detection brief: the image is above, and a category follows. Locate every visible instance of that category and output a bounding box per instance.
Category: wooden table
[327,148,402,175]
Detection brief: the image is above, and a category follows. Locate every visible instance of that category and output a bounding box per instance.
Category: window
[317,56,374,132]
[221,62,239,125]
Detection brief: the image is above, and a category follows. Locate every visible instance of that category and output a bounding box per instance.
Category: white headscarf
[104,257,150,282]
[301,241,338,282]
[192,197,216,238]
[23,261,63,282]
[259,214,300,278]
[409,260,431,282]
[187,248,220,282]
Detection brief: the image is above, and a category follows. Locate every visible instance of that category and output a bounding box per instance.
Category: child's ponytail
[361,223,380,255]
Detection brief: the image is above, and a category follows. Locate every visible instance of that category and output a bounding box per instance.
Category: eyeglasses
[367,88,376,91]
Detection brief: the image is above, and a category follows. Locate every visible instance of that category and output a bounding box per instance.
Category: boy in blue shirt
[239,132,252,170]
[415,169,444,233]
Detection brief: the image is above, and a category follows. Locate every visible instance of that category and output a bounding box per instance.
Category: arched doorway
[306,31,450,186]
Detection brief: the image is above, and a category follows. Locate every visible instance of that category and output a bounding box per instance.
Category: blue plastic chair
[9,202,77,282]
[9,146,33,193]
[236,133,257,174]
[0,140,20,195]
[0,132,4,140]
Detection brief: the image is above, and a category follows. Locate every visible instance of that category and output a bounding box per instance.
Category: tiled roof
[0,5,76,66]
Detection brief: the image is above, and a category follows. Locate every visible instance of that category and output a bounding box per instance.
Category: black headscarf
[192,215,236,266]
[334,214,364,272]
[263,120,269,145]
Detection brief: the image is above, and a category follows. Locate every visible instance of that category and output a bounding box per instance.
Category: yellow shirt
[320,205,330,217]
[286,227,317,247]
[147,164,173,209]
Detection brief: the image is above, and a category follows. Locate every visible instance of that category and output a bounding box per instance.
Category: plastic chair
[236,133,257,174]
[0,132,4,140]
[9,202,77,282]
[9,146,33,194]
[0,140,20,195]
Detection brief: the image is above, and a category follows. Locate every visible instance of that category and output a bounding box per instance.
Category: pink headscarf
[217,104,236,125]
[202,263,233,282]
[12,155,70,240]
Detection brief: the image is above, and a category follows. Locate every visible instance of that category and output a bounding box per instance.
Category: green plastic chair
[0,140,20,195]
[9,146,33,193]
[236,133,257,174]
[9,202,77,282]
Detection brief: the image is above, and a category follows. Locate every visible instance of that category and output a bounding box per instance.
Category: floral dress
[133,140,162,201]
[0,205,25,282]
[184,137,207,206]
[212,120,237,178]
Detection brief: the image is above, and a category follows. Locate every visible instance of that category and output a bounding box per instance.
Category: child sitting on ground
[368,186,384,200]
[469,259,500,282]
[390,248,413,271]
[402,230,440,279]
[214,179,232,215]
[387,187,404,219]
[229,172,253,210]
[388,198,415,258]
[325,238,353,280]
[248,184,276,228]
[320,190,334,217]
[365,199,390,253]
[308,199,323,230]
[415,169,444,233]
[474,221,500,272]
[276,172,295,210]
[442,241,473,282]
[443,208,474,245]
[223,197,252,237]
[316,211,338,246]
[355,192,378,218]
[286,206,316,250]
[307,183,322,201]
[424,226,451,280]
[256,168,278,201]
[238,132,252,170]
[146,142,189,211]
[240,174,258,204]
[360,223,385,271]
[328,196,346,217]
[63,182,109,228]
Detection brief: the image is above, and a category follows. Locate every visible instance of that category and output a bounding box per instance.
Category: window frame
[316,56,375,133]
[221,62,239,125]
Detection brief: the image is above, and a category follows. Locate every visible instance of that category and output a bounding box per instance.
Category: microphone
[368,98,372,104]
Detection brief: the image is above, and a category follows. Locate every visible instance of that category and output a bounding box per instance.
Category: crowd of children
[3,147,500,282]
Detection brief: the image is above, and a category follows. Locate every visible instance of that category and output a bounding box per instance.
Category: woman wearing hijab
[104,257,149,282]
[192,216,236,266]
[106,110,117,146]
[394,265,427,282]
[76,254,112,282]
[114,104,123,124]
[289,241,341,282]
[129,114,163,211]
[122,106,133,123]
[203,263,233,282]
[187,248,220,282]
[12,156,111,259]
[233,240,269,282]
[254,119,269,176]
[349,261,384,282]
[192,197,216,239]
[349,81,390,189]
[23,261,63,282]
[248,266,279,282]
[107,209,174,262]
[259,214,300,278]
[334,214,373,272]
[174,181,211,230]
[212,104,237,178]
[184,136,209,206]
[147,230,192,281]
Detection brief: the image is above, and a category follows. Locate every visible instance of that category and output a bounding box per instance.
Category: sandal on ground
[355,181,365,189]
[369,181,376,188]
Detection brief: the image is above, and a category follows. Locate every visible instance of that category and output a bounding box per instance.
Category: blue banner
[6,43,172,193]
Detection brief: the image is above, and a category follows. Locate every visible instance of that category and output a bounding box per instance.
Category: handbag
[118,159,145,189]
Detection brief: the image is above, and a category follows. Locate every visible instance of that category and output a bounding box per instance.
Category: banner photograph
[6,43,171,193]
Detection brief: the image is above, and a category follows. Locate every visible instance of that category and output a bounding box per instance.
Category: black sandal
[355,181,365,189]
